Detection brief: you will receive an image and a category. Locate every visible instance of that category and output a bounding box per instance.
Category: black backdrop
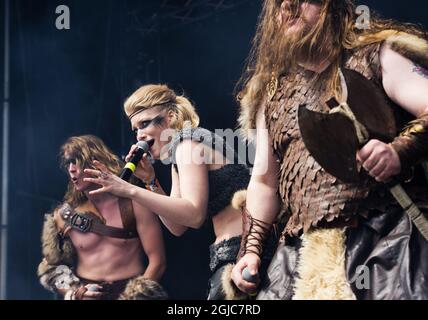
[1,0,427,299]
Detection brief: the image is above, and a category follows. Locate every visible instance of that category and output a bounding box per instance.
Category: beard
[271,15,333,72]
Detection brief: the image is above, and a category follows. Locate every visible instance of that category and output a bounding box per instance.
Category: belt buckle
[70,214,92,233]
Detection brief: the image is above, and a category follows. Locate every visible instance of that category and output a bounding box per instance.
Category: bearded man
[231,0,428,299]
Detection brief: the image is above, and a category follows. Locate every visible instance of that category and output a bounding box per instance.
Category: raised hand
[84,160,134,198]
[231,253,261,295]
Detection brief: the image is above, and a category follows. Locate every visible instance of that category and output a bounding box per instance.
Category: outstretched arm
[125,149,188,236]
[155,166,189,236]
[85,140,210,229]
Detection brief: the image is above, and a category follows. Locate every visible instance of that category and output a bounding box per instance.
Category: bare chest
[68,201,133,252]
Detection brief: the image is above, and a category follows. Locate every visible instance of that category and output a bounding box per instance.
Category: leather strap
[90,219,138,239]
[60,203,138,239]
[237,207,272,260]
[391,112,428,171]
[118,198,137,232]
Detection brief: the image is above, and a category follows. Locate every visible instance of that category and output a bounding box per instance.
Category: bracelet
[145,178,160,192]
[73,285,88,300]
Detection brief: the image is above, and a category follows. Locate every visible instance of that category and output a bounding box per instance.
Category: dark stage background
[1,0,427,299]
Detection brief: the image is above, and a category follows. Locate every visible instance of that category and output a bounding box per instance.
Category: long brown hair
[236,0,426,131]
[59,135,123,206]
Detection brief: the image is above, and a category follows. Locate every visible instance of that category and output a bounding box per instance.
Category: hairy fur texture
[37,259,58,292]
[357,30,428,70]
[292,228,356,300]
[38,212,78,293]
[231,190,247,210]
[41,213,75,266]
[387,32,428,69]
[38,260,80,293]
[37,258,54,277]
[119,275,168,300]
[220,263,248,300]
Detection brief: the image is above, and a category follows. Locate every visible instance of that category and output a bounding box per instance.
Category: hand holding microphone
[242,267,259,284]
[231,254,261,297]
[120,141,150,181]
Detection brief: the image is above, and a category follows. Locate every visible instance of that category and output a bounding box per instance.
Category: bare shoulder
[379,41,428,116]
[175,138,207,166]
[380,43,414,73]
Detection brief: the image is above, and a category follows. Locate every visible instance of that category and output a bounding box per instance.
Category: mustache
[270,16,330,71]
[281,8,311,27]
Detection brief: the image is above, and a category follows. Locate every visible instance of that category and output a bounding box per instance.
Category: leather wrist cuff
[145,178,160,192]
[237,208,272,260]
[73,285,88,300]
[391,113,428,171]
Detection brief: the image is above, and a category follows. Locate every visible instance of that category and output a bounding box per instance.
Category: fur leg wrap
[292,228,356,300]
[119,276,168,300]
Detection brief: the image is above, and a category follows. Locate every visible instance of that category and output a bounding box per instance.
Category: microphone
[242,267,259,284]
[120,141,150,181]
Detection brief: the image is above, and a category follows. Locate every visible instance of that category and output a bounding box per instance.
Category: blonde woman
[83,85,258,299]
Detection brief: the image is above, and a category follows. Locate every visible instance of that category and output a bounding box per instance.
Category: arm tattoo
[412,63,428,80]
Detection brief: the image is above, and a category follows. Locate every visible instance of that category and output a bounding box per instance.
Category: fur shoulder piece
[119,276,168,300]
[231,190,247,210]
[386,32,428,69]
[238,102,258,142]
[41,212,75,266]
[238,74,267,141]
[359,30,428,69]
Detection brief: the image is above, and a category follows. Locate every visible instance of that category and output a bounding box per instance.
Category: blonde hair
[124,84,200,130]
[59,135,123,206]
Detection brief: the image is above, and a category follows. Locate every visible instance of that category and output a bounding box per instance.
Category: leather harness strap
[118,198,137,233]
[60,201,138,239]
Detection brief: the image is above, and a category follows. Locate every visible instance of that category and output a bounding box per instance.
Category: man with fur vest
[231,0,428,299]
[38,135,167,300]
